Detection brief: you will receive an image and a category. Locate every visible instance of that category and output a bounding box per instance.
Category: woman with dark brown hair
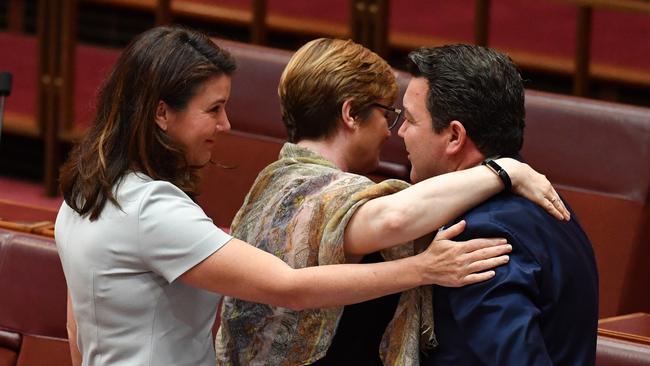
[56,27,566,366]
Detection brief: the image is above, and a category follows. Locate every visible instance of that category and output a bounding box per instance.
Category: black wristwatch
[482,158,512,192]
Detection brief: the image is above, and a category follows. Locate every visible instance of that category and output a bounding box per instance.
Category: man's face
[398,77,451,183]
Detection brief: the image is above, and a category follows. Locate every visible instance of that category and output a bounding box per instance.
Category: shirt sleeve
[137,181,232,283]
[446,219,553,366]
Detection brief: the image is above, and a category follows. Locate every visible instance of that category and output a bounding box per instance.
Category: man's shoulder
[458,194,582,251]
[461,193,549,228]
[458,193,592,263]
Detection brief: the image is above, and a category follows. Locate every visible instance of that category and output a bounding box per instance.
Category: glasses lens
[373,103,402,129]
[385,110,395,127]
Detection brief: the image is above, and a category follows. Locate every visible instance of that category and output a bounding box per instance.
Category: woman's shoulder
[114,172,197,217]
[118,172,188,199]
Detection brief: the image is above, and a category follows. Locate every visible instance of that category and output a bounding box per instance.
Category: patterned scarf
[215,143,435,365]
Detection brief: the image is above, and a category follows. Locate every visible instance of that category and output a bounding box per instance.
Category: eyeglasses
[373,102,403,130]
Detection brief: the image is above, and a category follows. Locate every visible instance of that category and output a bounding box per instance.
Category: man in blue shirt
[397,44,599,365]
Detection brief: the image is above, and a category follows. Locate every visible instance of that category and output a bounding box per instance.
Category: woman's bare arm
[343,158,568,257]
[66,293,82,366]
[180,221,510,310]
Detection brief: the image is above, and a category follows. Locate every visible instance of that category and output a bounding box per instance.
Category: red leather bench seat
[522,92,650,317]
[597,337,650,366]
[0,229,70,366]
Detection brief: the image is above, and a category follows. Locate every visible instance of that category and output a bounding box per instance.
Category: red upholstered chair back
[0,229,71,366]
[597,337,650,366]
[522,91,650,317]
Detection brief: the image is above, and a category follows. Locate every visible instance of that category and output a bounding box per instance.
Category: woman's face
[163,75,232,167]
[347,102,393,174]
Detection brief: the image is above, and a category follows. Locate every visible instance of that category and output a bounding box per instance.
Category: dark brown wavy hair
[59,26,236,220]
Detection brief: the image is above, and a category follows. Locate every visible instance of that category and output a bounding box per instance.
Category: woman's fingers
[548,191,570,220]
[533,179,569,221]
[461,271,496,285]
[465,255,510,276]
[433,220,466,241]
[459,237,509,254]
[503,158,571,221]
[540,188,570,221]
[423,237,511,288]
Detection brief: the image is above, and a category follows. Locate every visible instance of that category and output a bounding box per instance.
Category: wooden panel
[599,313,650,345]
[0,199,58,222]
[16,336,71,366]
[556,0,650,13]
[0,347,18,366]
[559,189,649,317]
[197,131,283,227]
[7,0,25,32]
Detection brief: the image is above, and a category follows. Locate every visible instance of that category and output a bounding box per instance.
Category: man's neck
[450,146,486,172]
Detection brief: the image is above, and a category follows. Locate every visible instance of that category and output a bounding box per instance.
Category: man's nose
[397,121,406,137]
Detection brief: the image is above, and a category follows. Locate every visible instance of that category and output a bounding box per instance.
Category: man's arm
[444,220,552,366]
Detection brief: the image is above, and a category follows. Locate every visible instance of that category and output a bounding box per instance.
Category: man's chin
[410,170,423,184]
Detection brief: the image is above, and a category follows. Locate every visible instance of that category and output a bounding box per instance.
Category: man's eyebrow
[404,108,416,121]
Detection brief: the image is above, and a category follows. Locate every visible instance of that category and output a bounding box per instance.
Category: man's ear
[446,120,468,155]
[340,99,357,131]
[154,100,171,131]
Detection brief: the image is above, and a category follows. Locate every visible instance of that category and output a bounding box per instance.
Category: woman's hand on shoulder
[416,220,512,287]
[496,158,570,221]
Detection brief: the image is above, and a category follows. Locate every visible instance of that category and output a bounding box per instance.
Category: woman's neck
[296,138,350,172]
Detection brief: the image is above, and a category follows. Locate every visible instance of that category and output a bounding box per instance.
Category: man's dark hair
[407,44,525,158]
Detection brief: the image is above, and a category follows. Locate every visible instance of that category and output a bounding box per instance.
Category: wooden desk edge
[598,312,650,345]
[598,329,650,345]
[599,312,649,325]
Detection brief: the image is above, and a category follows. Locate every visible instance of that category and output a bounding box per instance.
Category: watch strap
[482,158,512,191]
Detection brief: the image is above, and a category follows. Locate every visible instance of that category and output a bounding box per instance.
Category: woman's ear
[154,101,171,131]
[340,99,357,131]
